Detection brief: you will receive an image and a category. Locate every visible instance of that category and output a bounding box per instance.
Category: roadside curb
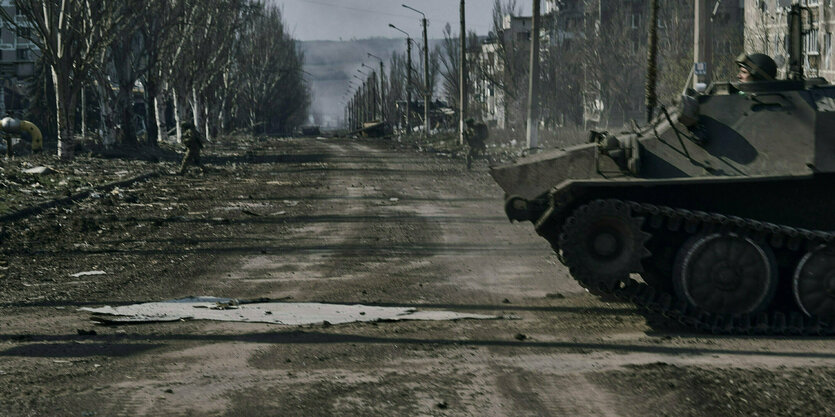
[0,171,162,224]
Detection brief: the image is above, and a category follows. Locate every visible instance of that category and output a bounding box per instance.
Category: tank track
[561,199,835,336]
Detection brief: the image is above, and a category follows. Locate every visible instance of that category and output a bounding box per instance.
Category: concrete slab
[80,297,501,325]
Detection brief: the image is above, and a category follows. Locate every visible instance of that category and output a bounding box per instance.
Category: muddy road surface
[2,136,835,416]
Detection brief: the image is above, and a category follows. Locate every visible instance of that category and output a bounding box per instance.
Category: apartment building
[0,0,38,115]
[473,1,746,129]
[746,0,835,80]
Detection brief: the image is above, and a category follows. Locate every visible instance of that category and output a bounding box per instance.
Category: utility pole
[403,4,430,138]
[379,64,385,122]
[359,81,366,128]
[645,0,659,123]
[422,17,430,137]
[525,0,541,149]
[355,94,359,129]
[459,0,467,146]
[371,71,378,120]
[389,24,412,134]
[364,80,370,126]
[369,53,386,124]
[406,40,413,134]
[694,0,712,88]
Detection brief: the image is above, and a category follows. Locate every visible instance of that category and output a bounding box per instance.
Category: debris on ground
[22,166,54,175]
[70,270,107,278]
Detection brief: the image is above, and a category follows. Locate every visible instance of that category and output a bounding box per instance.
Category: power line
[281,0,414,20]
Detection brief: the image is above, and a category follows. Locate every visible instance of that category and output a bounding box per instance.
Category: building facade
[745,0,835,81]
[0,0,38,115]
[473,1,745,129]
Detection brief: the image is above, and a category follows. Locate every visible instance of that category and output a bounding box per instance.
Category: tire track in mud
[316,140,444,297]
[496,370,621,417]
[214,138,445,301]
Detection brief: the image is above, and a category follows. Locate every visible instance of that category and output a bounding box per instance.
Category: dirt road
[2,137,835,416]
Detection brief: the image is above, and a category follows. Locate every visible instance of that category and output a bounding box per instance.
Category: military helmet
[180,121,195,130]
[735,53,777,81]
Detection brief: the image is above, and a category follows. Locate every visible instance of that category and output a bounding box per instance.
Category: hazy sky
[275,0,533,41]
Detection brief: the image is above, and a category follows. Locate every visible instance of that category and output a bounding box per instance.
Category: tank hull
[490,81,835,334]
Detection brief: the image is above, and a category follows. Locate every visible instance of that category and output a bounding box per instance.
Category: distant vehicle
[299,125,321,136]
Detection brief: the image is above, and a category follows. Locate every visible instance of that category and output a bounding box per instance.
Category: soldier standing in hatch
[464,118,488,170]
[735,53,777,83]
[178,121,204,174]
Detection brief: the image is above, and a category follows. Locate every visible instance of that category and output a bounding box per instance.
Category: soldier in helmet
[178,121,204,175]
[464,118,488,170]
[736,53,777,82]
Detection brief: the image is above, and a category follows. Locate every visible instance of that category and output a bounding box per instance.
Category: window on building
[807,28,820,55]
[826,32,832,69]
[16,48,27,60]
[629,13,640,29]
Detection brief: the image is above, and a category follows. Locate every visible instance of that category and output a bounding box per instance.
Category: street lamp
[403,3,430,137]
[389,23,413,133]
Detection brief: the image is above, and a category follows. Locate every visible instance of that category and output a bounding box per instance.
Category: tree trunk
[173,89,183,143]
[51,67,73,159]
[118,84,137,146]
[96,83,116,147]
[145,80,159,145]
[154,93,167,144]
[218,99,227,136]
[191,86,203,137]
[203,101,212,142]
[81,87,87,142]
[249,109,257,133]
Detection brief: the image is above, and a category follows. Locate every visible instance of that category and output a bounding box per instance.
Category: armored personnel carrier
[491,5,835,334]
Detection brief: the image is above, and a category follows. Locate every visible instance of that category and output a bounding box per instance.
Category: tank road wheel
[793,245,835,320]
[673,233,778,316]
[559,200,650,293]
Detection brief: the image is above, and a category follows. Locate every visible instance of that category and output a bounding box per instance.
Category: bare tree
[386,51,408,130]
[469,0,527,129]
[139,0,188,145]
[0,0,138,159]
[232,2,308,134]
[581,1,646,126]
[438,23,461,107]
